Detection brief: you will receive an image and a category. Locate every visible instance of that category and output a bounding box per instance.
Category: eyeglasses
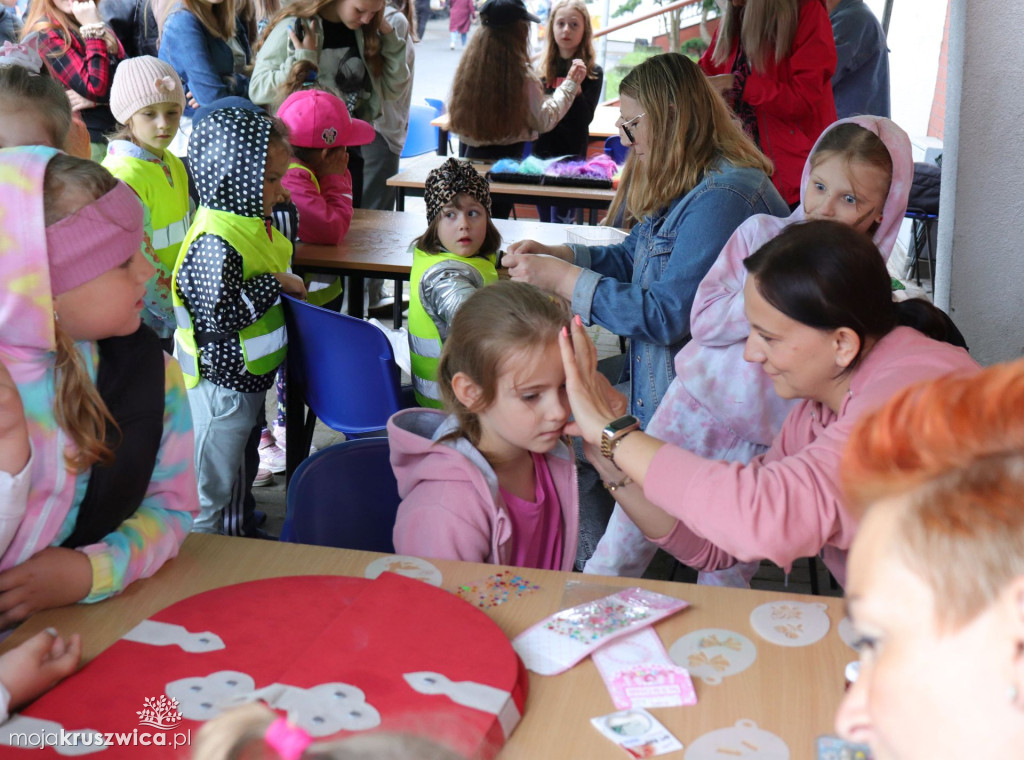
[618,112,645,145]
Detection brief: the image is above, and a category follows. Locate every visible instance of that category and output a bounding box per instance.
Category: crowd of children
[0,4,1002,758]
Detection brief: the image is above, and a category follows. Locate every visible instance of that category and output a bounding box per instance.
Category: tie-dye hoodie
[0,146,197,603]
[666,115,914,449]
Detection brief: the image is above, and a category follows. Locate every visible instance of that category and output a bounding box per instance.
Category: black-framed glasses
[618,112,645,145]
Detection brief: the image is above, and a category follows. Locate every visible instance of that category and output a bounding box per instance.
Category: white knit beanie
[110,56,186,125]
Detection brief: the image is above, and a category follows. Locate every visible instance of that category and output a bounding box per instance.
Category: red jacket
[700,0,837,205]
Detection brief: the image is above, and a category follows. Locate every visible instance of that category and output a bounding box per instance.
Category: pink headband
[265,718,312,760]
[46,181,144,296]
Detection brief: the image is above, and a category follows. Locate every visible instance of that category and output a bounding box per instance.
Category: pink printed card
[592,628,697,709]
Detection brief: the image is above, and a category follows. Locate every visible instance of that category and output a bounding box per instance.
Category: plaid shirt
[36,22,124,102]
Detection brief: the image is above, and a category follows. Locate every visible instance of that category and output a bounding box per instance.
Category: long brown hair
[155,0,237,40]
[448,20,532,144]
[710,0,800,72]
[619,52,771,220]
[257,0,386,80]
[44,155,120,471]
[540,0,596,85]
[438,281,570,447]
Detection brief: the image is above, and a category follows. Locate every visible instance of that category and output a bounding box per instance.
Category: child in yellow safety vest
[103,56,191,348]
[408,158,503,408]
[172,107,307,534]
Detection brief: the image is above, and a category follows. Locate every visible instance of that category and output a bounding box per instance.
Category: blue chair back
[401,104,439,158]
[604,135,629,164]
[282,294,403,436]
[424,97,445,117]
[282,438,400,551]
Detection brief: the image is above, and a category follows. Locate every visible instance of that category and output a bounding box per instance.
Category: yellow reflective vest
[408,248,498,407]
[172,208,292,388]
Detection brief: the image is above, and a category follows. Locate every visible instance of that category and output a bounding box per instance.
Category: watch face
[605,415,639,435]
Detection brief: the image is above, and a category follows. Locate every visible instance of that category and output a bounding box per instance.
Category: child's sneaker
[272,423,317,455]
[259,441,287,474]
[252,467,274,487]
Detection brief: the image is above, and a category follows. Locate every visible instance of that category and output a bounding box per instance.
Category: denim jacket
[570,158,787,428]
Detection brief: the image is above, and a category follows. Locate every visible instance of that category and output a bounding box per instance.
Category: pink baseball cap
[276,89,376,149]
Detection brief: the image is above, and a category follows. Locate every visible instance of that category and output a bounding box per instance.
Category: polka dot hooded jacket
[173,107,288,393]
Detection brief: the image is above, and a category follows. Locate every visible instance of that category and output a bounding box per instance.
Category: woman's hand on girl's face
[0,548,94,630]
[503,252,581,300]
[0,360,30,478]
[558,316,623,443]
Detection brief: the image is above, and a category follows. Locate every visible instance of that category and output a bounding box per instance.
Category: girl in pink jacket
[389,281,580,570]
[587,116,914,583]
[562,220,976,588]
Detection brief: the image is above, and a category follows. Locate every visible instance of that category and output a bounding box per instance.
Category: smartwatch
[600,414,640,461]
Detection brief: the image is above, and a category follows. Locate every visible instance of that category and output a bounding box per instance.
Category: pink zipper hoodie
[388,408,579,570]
[674,115,914,447]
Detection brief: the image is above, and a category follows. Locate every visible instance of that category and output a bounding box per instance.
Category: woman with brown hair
[836,358,1024,757]
[447,0,584,215]
[700,0,837,206]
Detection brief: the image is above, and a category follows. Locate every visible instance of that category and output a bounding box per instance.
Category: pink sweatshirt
[388,409,579,570]
[643,327,979,585]
[672,116,914,448]
[282,161,354,245]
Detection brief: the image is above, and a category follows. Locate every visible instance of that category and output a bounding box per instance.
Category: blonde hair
[710,0,800,72]
[0,64,72,148]
[43,154,121,472]
[438,281,570,447]
[447,20,533,144]
[842,360,1023,631]
[540,0,596,85]
[192,703,470,760]
[257,0,386,81]
[618,52,771,220]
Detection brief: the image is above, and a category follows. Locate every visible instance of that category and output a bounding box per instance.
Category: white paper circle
[667,628,757,686]
[364,555,442,587]
[749,601,831,647]
[685,720,790,759]
[837,616,858,651]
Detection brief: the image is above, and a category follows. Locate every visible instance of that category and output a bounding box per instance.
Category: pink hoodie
[388,408,579,570]
[644,327,979,585]
[671,115,914,448]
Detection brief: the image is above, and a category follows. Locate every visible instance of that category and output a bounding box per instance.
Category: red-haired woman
[836,358,1024,758]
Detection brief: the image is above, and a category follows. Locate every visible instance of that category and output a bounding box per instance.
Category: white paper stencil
[165,671,381,736]
[122,620,225,652]
[684,719,789,759]
[668,628,757,685]
[749,601,831,647]
[404,672,520,739]
[364,555,442,587]
[0,715,106,755]
[837,617,858,651]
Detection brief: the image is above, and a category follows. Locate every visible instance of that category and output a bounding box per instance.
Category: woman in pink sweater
[559,220,978,586]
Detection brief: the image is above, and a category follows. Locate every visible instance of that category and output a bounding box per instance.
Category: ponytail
[894,298,968,350]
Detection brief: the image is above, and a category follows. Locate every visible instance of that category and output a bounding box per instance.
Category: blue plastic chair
[282,294,407,478]
[281,437,400,551]
[401,104,439,158]
[604,135,629,164]
[424,97,445,117]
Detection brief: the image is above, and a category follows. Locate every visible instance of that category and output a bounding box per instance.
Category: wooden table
[1,535,850,759]
[387,154,616,224]
[292,208,586,322]
[431,104,620,155]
